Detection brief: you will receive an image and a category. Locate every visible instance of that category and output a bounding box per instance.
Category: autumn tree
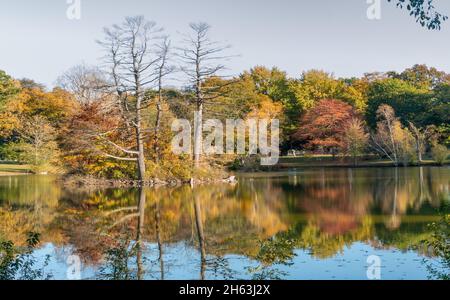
[342,118,369,165]
[290,70,367,112]
[200,76,260,121]
[388,64,450,89]
[244,66,293,103]
[0,70,20,105]
[293,99,356,154]
[61,101,136,178]
[431,144,449,165]
[15,115,59,173]
[0,71,21,140]
[1,81,78,162]
[371,104,416,166]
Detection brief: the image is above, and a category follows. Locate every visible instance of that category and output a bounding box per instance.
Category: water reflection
[0,167,448,279]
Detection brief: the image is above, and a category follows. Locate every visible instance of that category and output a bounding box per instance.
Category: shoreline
[60,175,238,188]
[274,160,449,170]
[1,161,448,185]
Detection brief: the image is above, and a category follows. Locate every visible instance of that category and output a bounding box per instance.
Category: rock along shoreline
[61,175,237,188]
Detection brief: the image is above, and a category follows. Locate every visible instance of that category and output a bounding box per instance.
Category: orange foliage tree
[293,99,356,154]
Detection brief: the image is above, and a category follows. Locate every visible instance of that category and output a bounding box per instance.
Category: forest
[0,17,449,181]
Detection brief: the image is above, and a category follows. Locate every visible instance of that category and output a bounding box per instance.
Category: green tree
[366,78,431,128]
[431,144,449,165]
[0,70,20,106]
[290,70,366,112]
[241,67,298,142]
[388,64,450,89]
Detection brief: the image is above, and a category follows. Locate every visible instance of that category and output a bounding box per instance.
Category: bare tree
[57,63,109,104]
[178,22,232,167]
[98,16,164,181]
[408,122,434,164]
[370,104,400,166]
[154,37,174,162]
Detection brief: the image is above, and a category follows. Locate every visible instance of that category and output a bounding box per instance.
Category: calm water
[0,167,449,280]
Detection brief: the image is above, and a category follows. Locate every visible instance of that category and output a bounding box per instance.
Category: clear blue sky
[1,0,449,88]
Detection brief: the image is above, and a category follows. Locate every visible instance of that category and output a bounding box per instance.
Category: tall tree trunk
[193,191,206,280]
[416,139,423,164]
[193,104,203,168]
[136,187,146,280]
[136,126,146,181]
[154,201,164,280]
[418,166,424,203]
[135,84,146,181]
[154,96,162,163]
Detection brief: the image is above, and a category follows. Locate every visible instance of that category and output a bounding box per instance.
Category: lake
[0,167,449,280]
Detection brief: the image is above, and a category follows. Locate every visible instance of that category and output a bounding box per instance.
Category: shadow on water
[0,166,449,279]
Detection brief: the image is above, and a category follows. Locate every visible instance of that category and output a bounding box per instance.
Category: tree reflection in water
[0,167,448,279]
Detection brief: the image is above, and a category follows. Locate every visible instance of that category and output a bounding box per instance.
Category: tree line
[0,16,449,179]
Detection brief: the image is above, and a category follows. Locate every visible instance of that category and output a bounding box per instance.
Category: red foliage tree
[293,99,356,153]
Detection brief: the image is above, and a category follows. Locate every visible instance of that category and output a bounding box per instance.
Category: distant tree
[15,115,59,172]
[246,96,284,121]
[0,70,20,105]
[153,37,174,163]
[201,76,260,121]
[246,96,284,146]
[244,66,292,102]
[177,22,232,168]
[15,87,79,127]
[290,70,366,112]
[293,99,356,154]
[18,78,46,91]
[371,104,416,166]
[57,64,109,104]
[365,78,431,128]
[429,84,450,135]
[388,64,450,89]
[436,124,450,147]
[388,0,448,30]
[1,85,78,140]
[342,118,369,165]
[240,67,298,142]
[431,144,449,165]
[408,122,435,163]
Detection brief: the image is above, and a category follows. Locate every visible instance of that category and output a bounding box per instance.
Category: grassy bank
[0,163,31,176]
[276,155,449,169]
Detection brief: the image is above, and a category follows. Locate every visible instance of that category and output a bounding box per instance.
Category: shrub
[431,144,449,165]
